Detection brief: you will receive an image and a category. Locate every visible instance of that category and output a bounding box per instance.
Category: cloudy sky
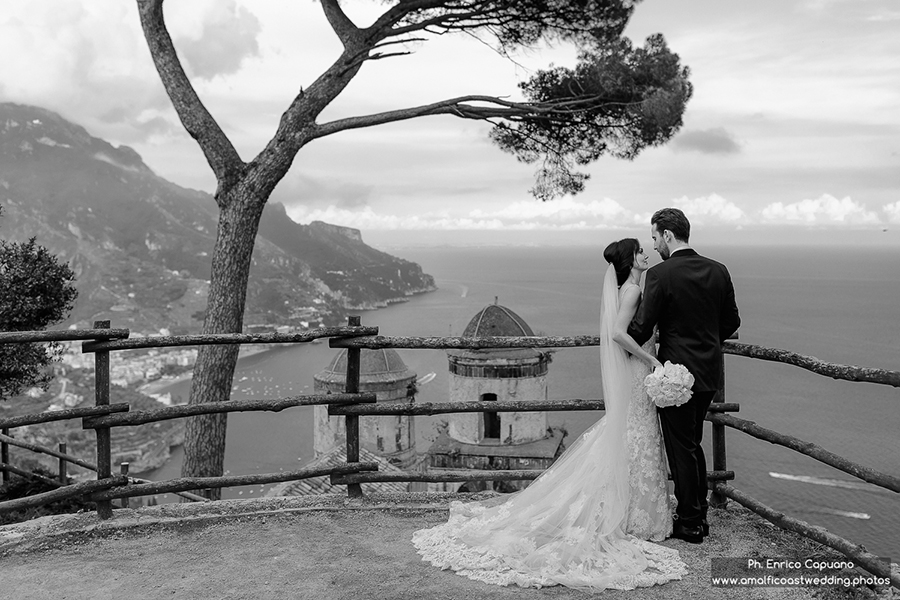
[2,0,899,245]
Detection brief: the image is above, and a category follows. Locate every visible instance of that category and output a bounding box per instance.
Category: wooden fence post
[93,321,114,519]
[1,428,8,485]
[58,443,68,484]
[119,463,130,509]
[710,354,728,508]
[344,316,363,499]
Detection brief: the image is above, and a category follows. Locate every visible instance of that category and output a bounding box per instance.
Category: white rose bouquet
[644,361,695,408]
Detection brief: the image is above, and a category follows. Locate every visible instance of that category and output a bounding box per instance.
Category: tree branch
[312,93,635,139]
[136,0,244,202]
[320,0,361,47]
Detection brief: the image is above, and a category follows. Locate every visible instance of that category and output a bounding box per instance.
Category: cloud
[760,194,881,225]
[289,195,753,231]
[883,201,900,224]
[671,128,741,155]
[670,194,748,224]
[468,197,640,225]
[175,1,261,80]
[286,192,894,232]
[0,3,177,146]
[288,206,507,231]
[276,173,374,210]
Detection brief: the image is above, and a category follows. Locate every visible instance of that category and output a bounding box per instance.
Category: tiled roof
[315,348,416,385]
[427,432,564,459]
[266,447,408,497]
[463,304,534,337]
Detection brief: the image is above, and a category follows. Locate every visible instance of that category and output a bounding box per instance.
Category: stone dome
[315,348,416,386]
[450,302,547,365]
[462,303,534,338]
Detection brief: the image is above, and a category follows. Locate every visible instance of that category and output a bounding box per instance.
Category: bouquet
[644,361,695,408]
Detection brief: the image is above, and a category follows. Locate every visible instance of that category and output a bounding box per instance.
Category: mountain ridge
[0,102,435,334]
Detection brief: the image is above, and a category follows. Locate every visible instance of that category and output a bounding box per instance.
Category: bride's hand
[648,357,663,370]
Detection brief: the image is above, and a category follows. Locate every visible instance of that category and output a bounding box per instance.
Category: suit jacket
[628,248,741,392]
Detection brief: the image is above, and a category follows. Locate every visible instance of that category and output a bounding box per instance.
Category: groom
[628,208,740,544]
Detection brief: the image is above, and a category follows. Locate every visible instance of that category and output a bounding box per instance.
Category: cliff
[0,101,435,472]
[0,101,435,334]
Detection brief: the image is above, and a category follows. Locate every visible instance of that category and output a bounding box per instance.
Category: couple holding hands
[413,208,742,592]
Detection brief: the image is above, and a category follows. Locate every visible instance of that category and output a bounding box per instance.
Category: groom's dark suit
[628,248,740,530]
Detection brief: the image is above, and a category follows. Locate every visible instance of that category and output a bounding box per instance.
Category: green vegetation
[0,206,77,400]
[0,461,96,526]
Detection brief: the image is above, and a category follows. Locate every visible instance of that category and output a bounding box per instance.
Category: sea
[142,242,900,559]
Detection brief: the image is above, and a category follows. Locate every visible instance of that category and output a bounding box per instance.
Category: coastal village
[3,301,569,501]
[1,320,321,478]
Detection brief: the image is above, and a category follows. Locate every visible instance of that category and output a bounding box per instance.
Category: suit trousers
[658,390,716,528]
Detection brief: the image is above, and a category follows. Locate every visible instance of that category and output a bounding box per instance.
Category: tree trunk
[181,186,265,499]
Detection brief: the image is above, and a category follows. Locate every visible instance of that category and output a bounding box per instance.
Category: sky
[2,0,899,246]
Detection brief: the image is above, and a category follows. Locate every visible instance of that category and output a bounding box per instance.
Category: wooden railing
[0,321,381,518]
[0,320,897,587]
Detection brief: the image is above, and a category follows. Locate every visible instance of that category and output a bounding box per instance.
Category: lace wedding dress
[623,285,675,542]
[411,267,686,592]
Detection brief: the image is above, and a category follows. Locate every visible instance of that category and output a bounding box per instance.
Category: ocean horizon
[144,242,900,559]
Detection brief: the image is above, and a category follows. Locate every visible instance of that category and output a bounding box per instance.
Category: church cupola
[446,301,551,444]
[313,348,417,468]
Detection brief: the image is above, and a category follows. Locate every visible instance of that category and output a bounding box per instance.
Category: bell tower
[313,348,417,469]
[446,301,550,444]
[425,300,563,492]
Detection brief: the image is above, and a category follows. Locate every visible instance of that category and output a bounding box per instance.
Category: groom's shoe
[671,523,704,544]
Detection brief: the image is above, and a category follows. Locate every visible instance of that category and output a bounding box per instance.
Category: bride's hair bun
[603,238,640,287]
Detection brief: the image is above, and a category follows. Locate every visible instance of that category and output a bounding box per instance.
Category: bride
[411,239,687,591]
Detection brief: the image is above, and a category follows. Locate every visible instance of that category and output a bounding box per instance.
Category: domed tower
[426,300,563,492]
[313,348,417,469]
[447,301,551,444]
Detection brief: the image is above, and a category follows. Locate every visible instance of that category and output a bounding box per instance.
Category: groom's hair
[652,208,690,242]
[603,238,640,286]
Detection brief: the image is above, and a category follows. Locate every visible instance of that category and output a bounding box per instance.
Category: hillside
[0,102,435,334]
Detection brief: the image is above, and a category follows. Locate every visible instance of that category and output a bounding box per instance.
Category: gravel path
[0,493,888,600]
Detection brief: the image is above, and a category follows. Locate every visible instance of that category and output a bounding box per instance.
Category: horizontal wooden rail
[333,469,543,485]
[136,484,208,503]
[715,483,899,588]
[0,328,130,344]
[708,413,900,493]
[0,434,207,503]
[0,475,128,515]
[328,400,740,417]
[724,341,900,388]
[89,463,380,501]
[0,404,130,430]
[83,393,376,429]
[0,433,97,472]
[331,469,735,485]
[330,399,606,416]
[330,335,602,350]
[82,326,379,353]
[0,462,64,488]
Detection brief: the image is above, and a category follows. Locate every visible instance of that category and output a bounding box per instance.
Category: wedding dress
[623,285,676,542]
[411,265,686,591]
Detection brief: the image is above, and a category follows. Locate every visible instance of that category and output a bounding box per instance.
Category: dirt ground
[0,493,891,600]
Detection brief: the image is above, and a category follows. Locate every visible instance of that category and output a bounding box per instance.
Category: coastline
[136,344,274,396]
